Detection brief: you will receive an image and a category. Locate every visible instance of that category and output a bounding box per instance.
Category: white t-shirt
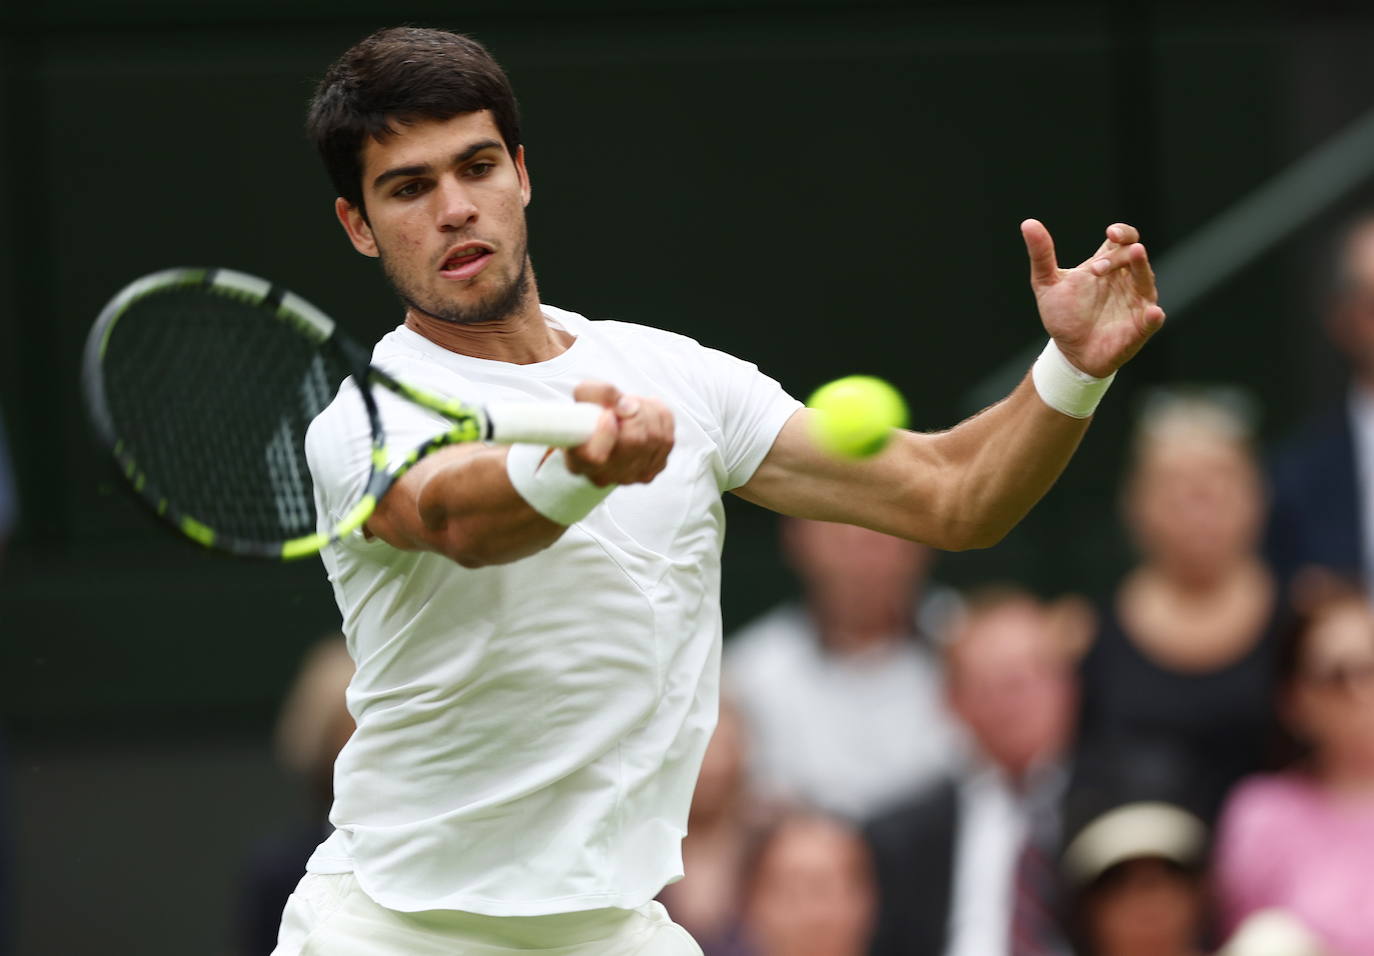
[302,306,800,916]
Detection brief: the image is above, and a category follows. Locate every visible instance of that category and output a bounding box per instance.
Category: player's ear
[514,145,532,207]
[335,197,379,258]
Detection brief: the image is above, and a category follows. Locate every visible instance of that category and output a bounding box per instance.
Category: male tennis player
[284,26,1164,955]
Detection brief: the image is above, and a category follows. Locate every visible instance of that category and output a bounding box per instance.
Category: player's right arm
[363,381,675,567]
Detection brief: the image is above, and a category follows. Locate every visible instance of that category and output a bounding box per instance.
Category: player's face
[336,111,534,326]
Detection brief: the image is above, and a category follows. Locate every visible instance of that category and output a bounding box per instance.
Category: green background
[2,1,1372,952]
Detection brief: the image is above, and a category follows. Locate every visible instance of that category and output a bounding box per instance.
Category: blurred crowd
[229,216,1374,956]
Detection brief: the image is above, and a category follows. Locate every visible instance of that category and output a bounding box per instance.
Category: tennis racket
[82,267,601,560]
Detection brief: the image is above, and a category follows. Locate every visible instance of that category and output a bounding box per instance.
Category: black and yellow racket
[81,267,601,560]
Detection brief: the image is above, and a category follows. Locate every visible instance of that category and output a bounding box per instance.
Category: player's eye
[394,181,427,198]
[467,162,496,177]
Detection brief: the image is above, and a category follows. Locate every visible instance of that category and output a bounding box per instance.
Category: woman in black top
[1077,392,1281,823]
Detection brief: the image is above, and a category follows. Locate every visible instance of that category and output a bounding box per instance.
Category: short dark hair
[306,27,523,212]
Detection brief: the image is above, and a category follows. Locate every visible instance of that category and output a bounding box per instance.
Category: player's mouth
[439,243,494,280]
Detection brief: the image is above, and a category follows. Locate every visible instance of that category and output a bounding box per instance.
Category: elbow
[942,525,1010,552]
[926,507,1014,552]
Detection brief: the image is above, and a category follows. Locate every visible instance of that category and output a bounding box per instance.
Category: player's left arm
[733,220,1165,551]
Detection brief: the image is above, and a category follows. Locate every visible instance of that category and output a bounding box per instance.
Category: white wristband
[1031,340,1116,419]
[505,443,615,526]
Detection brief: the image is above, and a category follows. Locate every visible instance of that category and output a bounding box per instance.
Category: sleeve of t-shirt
[304,378,455,529]
[693,345,801,491]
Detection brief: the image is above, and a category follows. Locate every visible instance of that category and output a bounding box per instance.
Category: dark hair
[306,27,523,213]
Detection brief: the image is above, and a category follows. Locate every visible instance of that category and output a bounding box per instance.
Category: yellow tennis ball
[806,375,909,459]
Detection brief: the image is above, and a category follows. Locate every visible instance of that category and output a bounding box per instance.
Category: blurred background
[4,0,1374,953]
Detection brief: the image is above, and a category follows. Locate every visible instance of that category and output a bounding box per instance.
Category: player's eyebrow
[371,140,504,191]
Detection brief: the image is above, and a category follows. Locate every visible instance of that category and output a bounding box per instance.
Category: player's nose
[436,177,478,230]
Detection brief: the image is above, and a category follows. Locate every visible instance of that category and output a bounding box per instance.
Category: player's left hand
[1022,219,1166,378]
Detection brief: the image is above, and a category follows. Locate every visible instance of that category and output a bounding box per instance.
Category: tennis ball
[806,375,909,459]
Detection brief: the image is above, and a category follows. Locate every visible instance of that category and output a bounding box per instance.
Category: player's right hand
[566,381,675,487]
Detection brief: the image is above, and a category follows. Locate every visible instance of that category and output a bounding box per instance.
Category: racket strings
[100,287,355,543]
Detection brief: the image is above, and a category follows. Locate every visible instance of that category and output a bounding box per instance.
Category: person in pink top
[1213,581,1374,955]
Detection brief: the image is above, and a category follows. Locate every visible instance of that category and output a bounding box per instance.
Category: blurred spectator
[233,636,354,956]
[1266,213,1374,597]
[1060,800,1210,956]
[659,697,766,955]
[741,811,876,956]
[1078,391,1281,821]
[724,517,962,820]
[1213,583,1374,955]
[865,590,1083,956]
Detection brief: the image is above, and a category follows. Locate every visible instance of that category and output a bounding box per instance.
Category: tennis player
[279,26,1165,955]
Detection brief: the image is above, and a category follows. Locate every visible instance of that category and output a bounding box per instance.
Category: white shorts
[270,872,703,955]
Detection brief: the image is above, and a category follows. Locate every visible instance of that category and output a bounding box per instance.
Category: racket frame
[82,267,590,560]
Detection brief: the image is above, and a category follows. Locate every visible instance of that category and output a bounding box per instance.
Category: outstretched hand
[1022,219,1166,378]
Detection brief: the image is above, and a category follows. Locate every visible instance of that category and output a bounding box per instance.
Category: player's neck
[405,293,571,364]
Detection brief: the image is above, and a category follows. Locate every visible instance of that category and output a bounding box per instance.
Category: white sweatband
[505,443,615,526]
[1031,340,1116,419]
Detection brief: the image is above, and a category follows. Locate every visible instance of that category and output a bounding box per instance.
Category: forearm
[737,379,1093,551]
[923,375,1089,548]
[367,445,567,567]
[421,446,573,566]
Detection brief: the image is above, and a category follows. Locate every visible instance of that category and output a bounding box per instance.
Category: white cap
[1216,909,1328,956]
[1062,801,1206,888]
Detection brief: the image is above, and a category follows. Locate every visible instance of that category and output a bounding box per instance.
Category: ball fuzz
[806,375,909,459]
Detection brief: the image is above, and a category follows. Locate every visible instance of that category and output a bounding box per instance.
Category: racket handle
[485,401,604,447]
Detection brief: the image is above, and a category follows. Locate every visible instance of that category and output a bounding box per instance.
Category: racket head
[81,267,391,559]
